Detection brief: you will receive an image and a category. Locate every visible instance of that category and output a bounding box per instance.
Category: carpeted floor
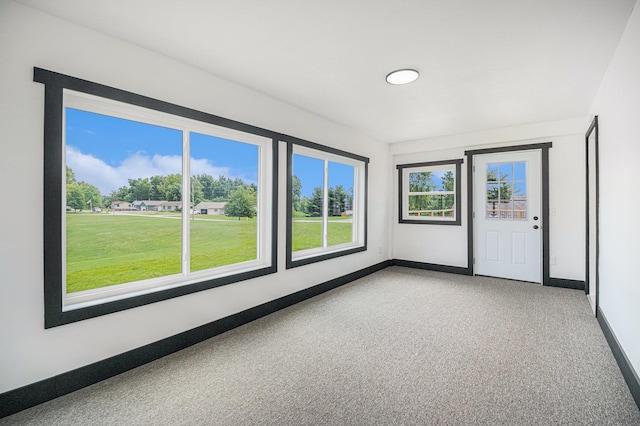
[2,266,639,425]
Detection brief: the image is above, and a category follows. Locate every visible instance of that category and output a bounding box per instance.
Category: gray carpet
[3,267,639,425]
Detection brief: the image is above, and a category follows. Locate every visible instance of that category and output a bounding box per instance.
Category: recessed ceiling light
[386,68,420,85]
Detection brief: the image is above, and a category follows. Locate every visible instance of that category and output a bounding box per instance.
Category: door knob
[533,225,539,230]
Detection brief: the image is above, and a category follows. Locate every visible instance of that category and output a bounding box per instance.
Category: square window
[397,160,463,225]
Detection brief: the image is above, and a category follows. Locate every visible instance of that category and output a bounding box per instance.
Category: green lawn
[291,217,353,251]
[66,213,256,293]
[190,217,256,272]
[66,213,353,293]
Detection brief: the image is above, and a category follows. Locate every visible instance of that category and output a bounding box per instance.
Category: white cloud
[66,146,230,195]
[191,157,230,178]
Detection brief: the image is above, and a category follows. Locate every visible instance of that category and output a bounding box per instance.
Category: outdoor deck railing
[409,209,528,219]
[408,209,454,217]
[486,209,527,219]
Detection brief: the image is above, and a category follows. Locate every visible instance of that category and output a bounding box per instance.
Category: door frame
[465,142,552,285]
[585,116,599,316]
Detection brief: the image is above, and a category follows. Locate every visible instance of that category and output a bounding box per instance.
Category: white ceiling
[16,0,637,143]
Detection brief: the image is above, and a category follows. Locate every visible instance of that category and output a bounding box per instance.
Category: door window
[486,161,527,220]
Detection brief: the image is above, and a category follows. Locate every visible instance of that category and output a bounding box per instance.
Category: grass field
[291,218,353,251]
[66,213,352,293]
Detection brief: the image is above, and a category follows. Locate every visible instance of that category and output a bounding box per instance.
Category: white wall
[0,0,391,393]
[391,119,587,281]
[589,1,640,379]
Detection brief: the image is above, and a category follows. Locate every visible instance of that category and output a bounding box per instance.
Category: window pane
[432,169,455,191]
[500,184,515,218]
[514,162,526,180]
[292,154,324,251]
[487,162,528,221]
[189,132,258,272]
[328,161,354,246]
[500,163,513,180]
[513,181,527,220]
[499,181,512,202]
[65,108,182,293]
[409,171,434,191]
[514,181,527,197]
[487,183,499,200]
[486,181,499,218]
[409,194,454,217]
[487,164,499,181]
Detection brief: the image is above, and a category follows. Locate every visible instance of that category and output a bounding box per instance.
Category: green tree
[190,177,204,205]
[164,174,182,201]
[111,185,132,202]
[129,178,151,201]
[66,166,77,185]
[78,181,103,208]
[292,175,302,213]
[308,187,323,217]
[212,176,234,200]
[441,171,455,191]
[331,185,347,216]
[149,175,165,200]
[486,170,512,201]
[345,187,353,212]
[196,174,215,200]
[409,171,434,192]
[102,195,113,209]
[225,187,256,219]
[298,198,310,217]
[66,184,85,211]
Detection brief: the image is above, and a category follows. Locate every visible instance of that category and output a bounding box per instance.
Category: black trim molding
[547,277,585,291]
[597,307,640,410]
[396,159,463,226]
[585,116,600,313]
[392,259,472,276]
[0,260,392,419]
[464,143,553,285]
[35,67,285,328]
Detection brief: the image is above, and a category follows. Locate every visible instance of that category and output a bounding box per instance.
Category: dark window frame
[284,138,369,269]
[35,68,279,328]
[397,159,463,226]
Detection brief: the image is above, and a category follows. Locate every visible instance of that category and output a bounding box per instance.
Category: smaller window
[397,159,463,225]
[287,142,368,268]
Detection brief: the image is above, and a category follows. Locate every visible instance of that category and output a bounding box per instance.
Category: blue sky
[293,154,354,198]
[66,108,258,194]
[66,108,355,198]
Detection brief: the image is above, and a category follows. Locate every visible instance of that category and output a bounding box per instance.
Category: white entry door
[474,150,542,283]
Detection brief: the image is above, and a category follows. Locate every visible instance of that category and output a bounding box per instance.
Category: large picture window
[286,142,368,268]
[397,159,463,225]
[36,68,277,327]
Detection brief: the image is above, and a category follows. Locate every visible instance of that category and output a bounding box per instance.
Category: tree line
[65,168,356,219]
[110,173,256,205]
[66,167,103,211]
[408,171,454,213]
[65,167,257,218]
[292,176,353,217]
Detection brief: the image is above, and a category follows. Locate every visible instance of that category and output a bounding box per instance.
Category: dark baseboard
[548,277,585,290]
[393,261,585,291]
[392,259,472,276]
[0,260,392,419]
[597,306,640,410]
